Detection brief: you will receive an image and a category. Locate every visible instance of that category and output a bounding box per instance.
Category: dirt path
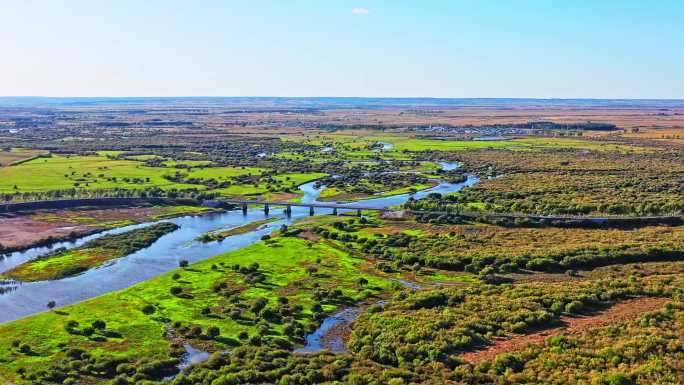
[460,297,669,364]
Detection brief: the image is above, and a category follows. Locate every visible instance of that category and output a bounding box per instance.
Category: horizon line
[1,96,683,101]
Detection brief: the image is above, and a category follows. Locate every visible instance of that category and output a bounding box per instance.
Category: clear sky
[1,0,683,98]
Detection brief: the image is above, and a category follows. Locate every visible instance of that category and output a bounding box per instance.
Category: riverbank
[3,222,180,282]
[197,217,280,242]
[0,204,217,253]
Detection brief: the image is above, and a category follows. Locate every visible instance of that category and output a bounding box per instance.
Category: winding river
[0,162,477,324]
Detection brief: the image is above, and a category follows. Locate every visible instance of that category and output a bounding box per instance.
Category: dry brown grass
[0,149,48,167]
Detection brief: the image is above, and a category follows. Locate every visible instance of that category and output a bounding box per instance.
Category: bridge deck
[223,199,387,211]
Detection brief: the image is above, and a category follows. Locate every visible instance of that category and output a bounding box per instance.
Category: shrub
[207,326,220,339]
[526,258,560,271]
[596,373,634,385]
[494,353,524,374]
[564,300,584,314]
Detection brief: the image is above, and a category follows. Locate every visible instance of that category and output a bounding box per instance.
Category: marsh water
[0,162,477,323]
[294,306,364,353]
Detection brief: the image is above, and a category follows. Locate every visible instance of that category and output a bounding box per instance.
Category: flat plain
[1,98,684,385]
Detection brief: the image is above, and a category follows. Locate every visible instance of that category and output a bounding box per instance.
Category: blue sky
[1,0,682,98]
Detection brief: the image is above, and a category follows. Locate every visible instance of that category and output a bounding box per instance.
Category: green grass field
[0,154,195,193]
[318,182,436,202]
[0,235,393,383]
[372,135,645,152]
[212,172,326,197]
[0,153,326,199]
[184,166,265,180]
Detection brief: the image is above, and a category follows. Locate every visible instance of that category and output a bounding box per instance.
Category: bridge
[220,199,386,216]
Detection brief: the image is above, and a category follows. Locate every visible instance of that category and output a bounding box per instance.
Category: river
[0,162,477,324]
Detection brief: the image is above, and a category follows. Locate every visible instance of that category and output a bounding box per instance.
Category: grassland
[286,132,644,156]
[374,135,647,152]
[0,153,326,200]
[0,154,196,193]
[0,232,394,384]
[212,172,326,197]
[317,182,435,202]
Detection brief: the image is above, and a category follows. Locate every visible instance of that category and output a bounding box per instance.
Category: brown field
[0,205,207,250]
[460,296,669,364]
[0,148,48,167]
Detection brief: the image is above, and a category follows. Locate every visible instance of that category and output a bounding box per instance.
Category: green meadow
[0,153,326,199]
[0,234,393,382]
[0,154,195,193]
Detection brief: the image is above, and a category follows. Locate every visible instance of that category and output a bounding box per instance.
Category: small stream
[294,307,364,353]
[294,278,422,353]
[374,141,394,151]
[0,162,477,324]
[178,344,211,371]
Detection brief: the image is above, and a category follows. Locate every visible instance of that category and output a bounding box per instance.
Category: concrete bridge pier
[332,207,338,216]
[242,203,248,215]
[264,203,269,215]
[309,206,315,216]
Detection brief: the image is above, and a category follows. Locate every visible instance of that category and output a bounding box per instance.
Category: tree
[207,326,220,339]
[179,260,189,268]
[189,325,203,338]
[141,305,155,315]
[47,300,56,309]
[250,297,268,315]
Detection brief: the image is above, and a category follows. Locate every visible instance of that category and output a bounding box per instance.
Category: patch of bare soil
[296,229,320,242]
[0,215,91,250]
[0,206,172,250]
[460,297,669,364]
